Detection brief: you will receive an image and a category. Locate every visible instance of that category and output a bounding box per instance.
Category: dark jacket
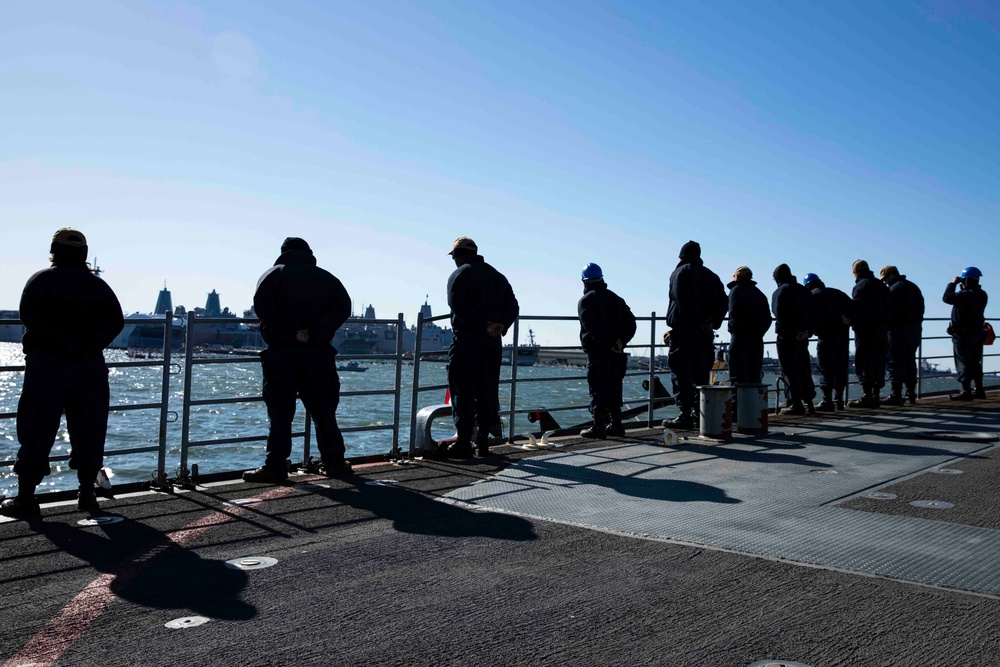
[771,279,813,339]
[253,249,351,348]
[578,282,637,352]
[726,279,771,339]
[808,280,852,340]
[851,270,890,334]
[943,282,988,335]
[666,258,727,330]
[20,263,124,360]
[447,255,519,337]
[887,277,924,331]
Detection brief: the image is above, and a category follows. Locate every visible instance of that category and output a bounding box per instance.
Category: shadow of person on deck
[313,481,538,541]
[30,514,256,621]
[515,457,741,504]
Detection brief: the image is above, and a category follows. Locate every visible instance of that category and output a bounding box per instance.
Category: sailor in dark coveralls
[1,228,124,519]
[943,266,989,401]
[848,259,890,409]
[444,237,519,458]
[771,264,816,415]
[663,240,728,430]
[578,263,637,439]
[243,237,354,483]
[726,266,772,387]
[803,273,852,411]
[879,265,924,406]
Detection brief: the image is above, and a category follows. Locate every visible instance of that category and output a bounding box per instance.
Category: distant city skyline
[2,1,997,367]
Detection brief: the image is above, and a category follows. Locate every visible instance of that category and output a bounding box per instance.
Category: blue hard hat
[803,272,820,286]
[962,266,983,279]
[581,263,603,281]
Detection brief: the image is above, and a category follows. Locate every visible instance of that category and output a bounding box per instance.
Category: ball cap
[447,236,478,255]
[879,265,898,280]
[52,228,87,248]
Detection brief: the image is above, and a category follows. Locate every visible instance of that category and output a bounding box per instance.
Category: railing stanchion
[648,312,657,428]
[153,310,172,489]
[391,312,405,458]
[507,319,519,443]
[408,312,425,457]
[177,311,196,487]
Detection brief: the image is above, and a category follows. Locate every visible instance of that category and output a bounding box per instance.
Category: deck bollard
[734,383,769,435]
[697,385,732,441]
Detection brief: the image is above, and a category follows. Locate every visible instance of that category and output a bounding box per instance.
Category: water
[0,341,968,497]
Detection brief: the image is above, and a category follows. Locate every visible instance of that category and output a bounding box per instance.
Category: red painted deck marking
[3,484,299,667]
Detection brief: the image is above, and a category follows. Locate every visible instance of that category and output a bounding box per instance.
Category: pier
[1,393,998,666]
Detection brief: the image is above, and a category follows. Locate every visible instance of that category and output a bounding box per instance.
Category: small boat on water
[337,360,368,372]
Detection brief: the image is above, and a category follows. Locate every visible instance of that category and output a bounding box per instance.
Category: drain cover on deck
[910,500,954,510]
[225,556,278,570]
[867,492,897,500]
[77,516,123,526]
[165,616,211,629]
[931,468,964,475]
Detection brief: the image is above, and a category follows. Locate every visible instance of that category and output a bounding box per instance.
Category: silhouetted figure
[804,273,852,411]
[848,259,890,408]
[771,264,815,415]
[943,267,988,401]
[726,266,771,386]
[2,228,124,519]
[880,265,924,405]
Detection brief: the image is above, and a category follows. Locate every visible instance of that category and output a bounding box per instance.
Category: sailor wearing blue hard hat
[943,266,988,400]
[578,263,636,438]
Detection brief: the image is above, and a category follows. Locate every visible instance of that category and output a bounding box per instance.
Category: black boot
[950,387,974,401]
[835,389,845,411]
[815,388,835,412]
[606,411,626,437]
[581,409,608,439]
[1,479,40,519]
[848,386,879,409]
[905,385,917,405]
[974,386,987,400]
[663,410,694,430]
[882,384,904,406]
[780,400,806,416]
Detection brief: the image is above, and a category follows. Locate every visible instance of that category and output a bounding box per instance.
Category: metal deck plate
[446,413,1000,596]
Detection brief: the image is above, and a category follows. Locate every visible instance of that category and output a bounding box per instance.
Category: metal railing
[0,311,997,494]
[0,314,178,489]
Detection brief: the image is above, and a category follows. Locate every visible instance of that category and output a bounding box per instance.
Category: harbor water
[0,341,966,497]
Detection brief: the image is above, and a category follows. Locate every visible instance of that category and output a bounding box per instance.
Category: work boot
[0,495,41,519]
[815,389,835,412]
[905,385,917,405]
[949,390,974,401]
[974,387,987,400]
[780,401,805,416]
[605,412,626,437]
[835,389,845,411]
[848,388,879,409]
[242,466,288,483]
[321,460,353,476]
[78,487,100,512]
[582,409,609,439]
[805,401,816,415]
[882,384,904,406]
[663,411,694,430]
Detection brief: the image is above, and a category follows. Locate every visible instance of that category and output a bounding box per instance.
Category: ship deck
[2,395,999,666]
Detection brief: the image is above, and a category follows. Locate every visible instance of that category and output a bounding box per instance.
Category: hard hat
[803,273,820,286]
[581,263,603,281]
[962,266,983,279]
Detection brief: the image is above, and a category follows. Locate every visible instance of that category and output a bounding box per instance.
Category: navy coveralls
[943,282,988,391]
[579,282,637,420]
[726,278,772,385]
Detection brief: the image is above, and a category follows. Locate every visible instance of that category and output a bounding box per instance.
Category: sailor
[578,263,637,438]
[444,237,519,457]
[726,266,772,387]
[243,237,354,483]
[663,241,728,429]
[848,259,890,408]
[804,273,852,411]
[771,264,816,415]
[880,266,924,405]
[943,267,988,401]
[1,228,124,519]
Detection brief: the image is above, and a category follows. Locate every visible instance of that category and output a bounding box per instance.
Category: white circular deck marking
[910,500,954,510]
[223,498,263,507]
[365,479,400,487]
[931,468,964,475]
[165,616,211,629]
[867,492,897,500]
[225,556,278,570]
[77,516,124,526]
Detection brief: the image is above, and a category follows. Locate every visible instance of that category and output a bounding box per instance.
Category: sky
[2,0,998,363]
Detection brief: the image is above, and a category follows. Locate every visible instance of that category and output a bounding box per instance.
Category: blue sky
[1,0,998,361]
